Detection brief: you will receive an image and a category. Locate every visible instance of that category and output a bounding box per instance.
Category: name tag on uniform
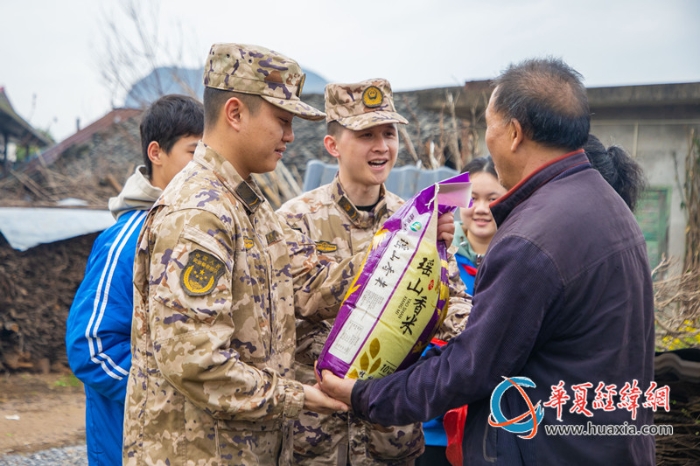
[315,240,338,253]
[265,230,282,245]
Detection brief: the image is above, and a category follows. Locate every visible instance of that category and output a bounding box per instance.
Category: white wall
[468,118,700,267]
[592,119,700,264]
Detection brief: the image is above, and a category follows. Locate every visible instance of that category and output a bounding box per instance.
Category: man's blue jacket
[66,167,160,465]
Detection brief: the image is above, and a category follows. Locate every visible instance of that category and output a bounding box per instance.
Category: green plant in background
[53,374,82,388]
[13,128,54,162]
[654,130,700,351]
[658,320,700,351]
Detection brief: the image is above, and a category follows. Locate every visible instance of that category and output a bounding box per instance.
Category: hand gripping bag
[317,172,471,380]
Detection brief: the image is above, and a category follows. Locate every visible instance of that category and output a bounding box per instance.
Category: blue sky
[2,0,699,142]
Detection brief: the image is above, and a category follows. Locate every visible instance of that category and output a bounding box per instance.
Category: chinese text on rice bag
[317,172,471,380]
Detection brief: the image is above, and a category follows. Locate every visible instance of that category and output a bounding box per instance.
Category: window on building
[634,187,670,270]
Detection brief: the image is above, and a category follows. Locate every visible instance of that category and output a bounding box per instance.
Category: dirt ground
[0,372,85,456]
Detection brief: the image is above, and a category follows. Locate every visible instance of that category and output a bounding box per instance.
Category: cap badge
[362,86,383,108]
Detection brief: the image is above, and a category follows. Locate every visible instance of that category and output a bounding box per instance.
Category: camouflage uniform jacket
[277,176,472,465]
[124,144,355,466]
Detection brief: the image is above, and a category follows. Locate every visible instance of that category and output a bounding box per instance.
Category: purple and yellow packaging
[317,172,471,380]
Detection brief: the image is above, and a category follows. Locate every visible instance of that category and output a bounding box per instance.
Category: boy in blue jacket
[65,94,203,465]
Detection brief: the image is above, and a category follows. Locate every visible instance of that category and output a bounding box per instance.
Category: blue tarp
[302,160,459,199]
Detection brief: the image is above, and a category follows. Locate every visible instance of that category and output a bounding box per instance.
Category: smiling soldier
[122,43,357,466]
[277,79,471,465]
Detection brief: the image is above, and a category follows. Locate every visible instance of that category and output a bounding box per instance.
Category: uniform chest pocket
[229,235,274,362]
[262,235,291,306]
[263,234,296,358]
[267,236,292,282]
[237,227,294,363]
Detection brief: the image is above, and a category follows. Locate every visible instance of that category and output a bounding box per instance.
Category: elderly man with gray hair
[319,57,656,465]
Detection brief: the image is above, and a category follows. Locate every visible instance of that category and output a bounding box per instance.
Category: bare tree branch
[95,0,201,109]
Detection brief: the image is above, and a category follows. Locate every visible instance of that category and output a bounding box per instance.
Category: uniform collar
[194,142,266,214]
[330,174,389,229]
[234,182,265,214]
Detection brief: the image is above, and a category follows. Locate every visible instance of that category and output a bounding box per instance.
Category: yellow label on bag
[327,209,445,380]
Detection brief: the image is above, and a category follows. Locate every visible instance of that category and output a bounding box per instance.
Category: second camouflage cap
[325,79,408,130]
[203,43,325,121]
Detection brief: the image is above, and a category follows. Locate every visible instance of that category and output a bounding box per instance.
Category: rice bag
[317,172,471,380]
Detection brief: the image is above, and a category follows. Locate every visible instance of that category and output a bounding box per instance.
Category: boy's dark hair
[463,155,497,179]
[584,134,646,212]
[326,120,345,138]
[492,57,590,151]
[203,87,262,129]
[140,94,204,177]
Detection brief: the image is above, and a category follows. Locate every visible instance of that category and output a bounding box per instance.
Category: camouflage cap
[203,43,325,121]
[325,79,408,130]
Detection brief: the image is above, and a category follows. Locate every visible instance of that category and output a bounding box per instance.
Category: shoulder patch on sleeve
[180,249,226,296]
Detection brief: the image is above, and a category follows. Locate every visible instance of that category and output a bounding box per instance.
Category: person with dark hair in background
[319,57,656,465]
[419,155,506,466]
[66,94,204,465]
[452,156,507,291]
[278,78,471,465]
[121,43,352,466]
[584,134,646,212]
[423,143,644,466]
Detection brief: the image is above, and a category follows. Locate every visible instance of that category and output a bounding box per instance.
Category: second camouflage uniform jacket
[278,175,472,465]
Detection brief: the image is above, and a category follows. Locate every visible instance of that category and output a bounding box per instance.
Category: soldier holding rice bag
[123,44,354,466]
[318,58,656,466]
[278,79,472,465]
[123,47,459,466]
[316,170,471,383]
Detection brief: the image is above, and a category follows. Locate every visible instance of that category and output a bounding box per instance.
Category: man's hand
[437,211,456,244]
[316,369,355,407]
[302,384,349,414]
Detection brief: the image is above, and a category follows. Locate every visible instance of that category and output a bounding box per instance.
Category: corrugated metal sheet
[302,160,459,200]
[0,207,114,251]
